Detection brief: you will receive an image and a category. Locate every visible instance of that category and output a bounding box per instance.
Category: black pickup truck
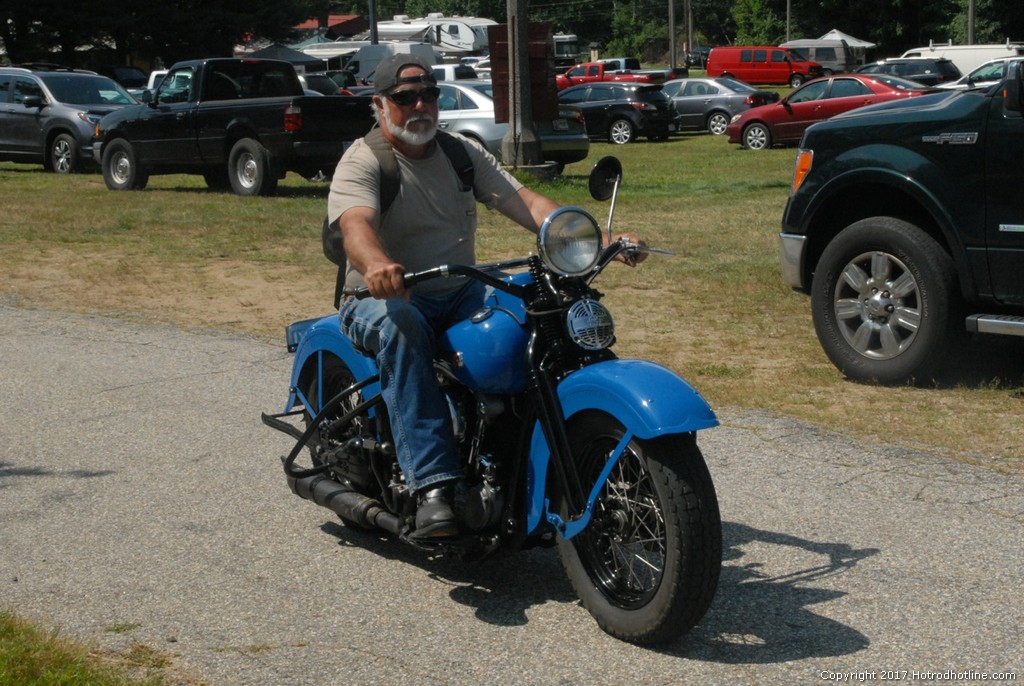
[780,59,1024,384]
[92,58,375,196]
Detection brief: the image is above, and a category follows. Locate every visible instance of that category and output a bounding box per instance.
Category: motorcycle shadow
[320,521,578,628]
[322,519,878,657]
[667,521,878,662]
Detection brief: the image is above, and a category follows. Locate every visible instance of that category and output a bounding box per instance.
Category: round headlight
[537,207,602,276]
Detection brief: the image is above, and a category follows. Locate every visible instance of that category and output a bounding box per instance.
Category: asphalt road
[1,303,1021,685]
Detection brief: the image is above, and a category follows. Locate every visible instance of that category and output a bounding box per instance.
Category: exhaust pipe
[288,473,402,535]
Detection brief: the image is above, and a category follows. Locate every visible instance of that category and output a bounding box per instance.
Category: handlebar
[341,260,533,300]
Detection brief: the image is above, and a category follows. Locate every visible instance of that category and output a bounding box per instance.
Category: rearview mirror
[1003,60,1023,112]
[588,156,622,201]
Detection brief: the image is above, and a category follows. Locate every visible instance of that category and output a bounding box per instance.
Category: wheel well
[705,109,729,122]
[802,182,950,289]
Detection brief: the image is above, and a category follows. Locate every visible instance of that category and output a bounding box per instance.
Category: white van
[901,41,1024,75]
[779,39,856,74]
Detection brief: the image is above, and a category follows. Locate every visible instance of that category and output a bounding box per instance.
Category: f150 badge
[922,132,978,144]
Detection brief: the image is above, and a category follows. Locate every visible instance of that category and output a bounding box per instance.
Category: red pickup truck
[555,61,668,90]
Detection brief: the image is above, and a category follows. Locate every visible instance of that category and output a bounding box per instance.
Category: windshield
[39,74,136,105]
[718,77,756,92]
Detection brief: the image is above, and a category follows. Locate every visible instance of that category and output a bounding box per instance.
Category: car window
[438,85,459,111]
[661,81,680,97]
[567,66,585,78]
[12,76,43,105]
[0,75,11,103]
[753,50,767,63]
[588,85,615,102]
[682,81,708,96]
[468,83,494,99]
[969,61,1007,81]
[559,87,584,104]
[159,69,194,103]
[787,80,828,103]
[39,74,134,105]
[828,78,872,98]
[719,77,754,92]
[771,50,789,63]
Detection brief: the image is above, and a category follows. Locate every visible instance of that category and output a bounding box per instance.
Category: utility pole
[500,0,543,166]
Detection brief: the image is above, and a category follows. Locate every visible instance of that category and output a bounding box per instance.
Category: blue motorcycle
[262,157,721,645]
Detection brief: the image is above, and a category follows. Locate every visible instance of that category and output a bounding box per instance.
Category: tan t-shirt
[327,133,523,295]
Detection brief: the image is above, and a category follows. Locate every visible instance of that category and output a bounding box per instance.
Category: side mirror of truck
[1003,60,1024,112]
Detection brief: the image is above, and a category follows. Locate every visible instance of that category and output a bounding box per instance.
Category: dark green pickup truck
[92,58,375,196]
[781,60,1024,384]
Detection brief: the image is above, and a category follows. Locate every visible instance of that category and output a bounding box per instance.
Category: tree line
[2,0,1023,69]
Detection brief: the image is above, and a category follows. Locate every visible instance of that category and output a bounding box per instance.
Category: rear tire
[706,112,730,136]
[228,137,278,196]
[608,118,635,145]
[557,411,721,645]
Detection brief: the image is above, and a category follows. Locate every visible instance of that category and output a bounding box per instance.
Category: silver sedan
[436,80,589,172]
[661,77,780,135]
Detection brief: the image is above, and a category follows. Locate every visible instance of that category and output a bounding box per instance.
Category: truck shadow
[320,518,876,661]
[930,333,1024,389]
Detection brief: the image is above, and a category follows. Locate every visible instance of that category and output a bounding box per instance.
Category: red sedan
[725,74,932,150]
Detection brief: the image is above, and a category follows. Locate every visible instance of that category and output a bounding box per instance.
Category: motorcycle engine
[463,481,504,531]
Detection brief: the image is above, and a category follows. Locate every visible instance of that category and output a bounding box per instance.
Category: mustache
[405,113,436,126]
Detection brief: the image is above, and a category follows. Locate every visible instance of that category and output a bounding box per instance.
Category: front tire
[608,118,635,145]
[102,139,149,190]
[789,74,806,88]
[557,412,721,645]
[50,133,82,173]
[228,137,278,196]
[742,122,771,150]
[811,217,958,385]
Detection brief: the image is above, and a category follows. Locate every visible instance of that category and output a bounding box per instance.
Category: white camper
[376,13,497,55]
[901,40,1024,75]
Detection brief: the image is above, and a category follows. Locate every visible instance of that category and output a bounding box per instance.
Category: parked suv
[855,57,961,86]
[557,83,677,144]
[0,64,137,173]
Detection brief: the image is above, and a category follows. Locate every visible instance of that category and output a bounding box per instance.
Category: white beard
[382,106,437,146]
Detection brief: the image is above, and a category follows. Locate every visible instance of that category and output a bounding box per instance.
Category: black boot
[412,483,460,539]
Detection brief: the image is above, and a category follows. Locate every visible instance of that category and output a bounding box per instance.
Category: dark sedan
[557,83,677,144]
[725,74,932,150]
[661,77,779,135]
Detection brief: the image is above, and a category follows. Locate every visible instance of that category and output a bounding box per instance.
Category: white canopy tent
[819,29,876,49]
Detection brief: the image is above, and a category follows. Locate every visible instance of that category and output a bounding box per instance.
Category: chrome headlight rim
[537,206,602,277]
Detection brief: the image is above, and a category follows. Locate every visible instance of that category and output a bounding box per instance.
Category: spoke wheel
[50,133,80,174]
[557,411,721,644]
[608,119,635,145]
[707,112,729,135]
[743,122,770,150]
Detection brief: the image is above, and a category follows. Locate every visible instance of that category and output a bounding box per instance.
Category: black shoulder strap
[435,129,475,192]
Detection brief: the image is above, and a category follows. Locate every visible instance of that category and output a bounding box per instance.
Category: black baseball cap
[373,54,437,94]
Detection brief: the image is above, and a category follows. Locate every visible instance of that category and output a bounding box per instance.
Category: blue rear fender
[526,359,717,536]
[284,314,379,413]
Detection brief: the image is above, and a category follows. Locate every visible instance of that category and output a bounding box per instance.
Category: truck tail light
[791,149,814,193]
[284,105,302,132]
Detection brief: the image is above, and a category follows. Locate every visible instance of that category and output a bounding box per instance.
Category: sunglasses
[384,86,441,107]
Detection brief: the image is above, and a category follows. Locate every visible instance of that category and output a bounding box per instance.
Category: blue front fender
[284,315,379,413]
[526,359,717,535]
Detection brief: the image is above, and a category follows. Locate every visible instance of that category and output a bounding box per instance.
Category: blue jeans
[339,280,486,493]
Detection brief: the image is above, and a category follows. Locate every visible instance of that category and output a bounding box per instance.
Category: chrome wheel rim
[833,250,921,360]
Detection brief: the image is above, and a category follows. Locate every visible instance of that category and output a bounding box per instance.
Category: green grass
[0,611,170,685]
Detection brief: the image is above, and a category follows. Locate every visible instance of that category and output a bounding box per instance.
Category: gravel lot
[1,303,1021,685]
